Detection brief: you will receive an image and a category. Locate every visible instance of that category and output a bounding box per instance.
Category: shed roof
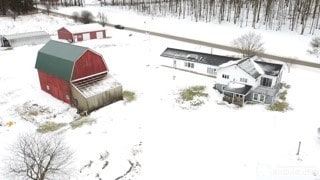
[161,47,239,66]
[3,31,49,41]
[35,40,88,81]
[62,23,105,34]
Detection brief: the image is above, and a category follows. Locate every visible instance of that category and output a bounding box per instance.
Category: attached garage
[58,23,106,43]
[0,31,50,49]
[35,40,122,113]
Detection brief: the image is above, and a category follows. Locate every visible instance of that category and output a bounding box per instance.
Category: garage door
[96,31,103,39]
[83,33,90,41]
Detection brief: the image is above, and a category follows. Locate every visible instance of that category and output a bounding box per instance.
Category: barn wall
[71,84,123,112]
[90,32,97,39]
[38,70,72,104]
[58,28,73,42]
[72,50,108,80]
[70,84,89,111]
[86,85,123,112]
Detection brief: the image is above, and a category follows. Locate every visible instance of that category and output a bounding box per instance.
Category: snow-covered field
[1,5,320,180]
[52,3,320,64]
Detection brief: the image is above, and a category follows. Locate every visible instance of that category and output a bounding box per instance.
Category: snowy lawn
[1,12,320,180]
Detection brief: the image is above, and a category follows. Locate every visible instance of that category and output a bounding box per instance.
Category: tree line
[0,0,84,16]
[2,0,320,35]
[106,0,320,35]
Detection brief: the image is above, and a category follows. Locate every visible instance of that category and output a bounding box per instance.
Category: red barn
[58,23,106,43]
[35,40,123,113]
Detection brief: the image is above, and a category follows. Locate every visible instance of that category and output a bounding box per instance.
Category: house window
[184,62,194,68]
[253,93,265,103]
[207,67,216,75]
[240,78,247,83]
[222,74,229,79]
[260,77,272,87]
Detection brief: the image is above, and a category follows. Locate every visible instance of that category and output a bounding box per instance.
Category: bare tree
[232,31,265,57]
[97,11,108,27]
[72,11,80,22]
[7,9,18,21]
[3,133,74,180]
[307,37,320,57]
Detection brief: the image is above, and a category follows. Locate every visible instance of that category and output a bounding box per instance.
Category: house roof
[237,58,264,78]
[254,60,283,76]
[35,40,88,81]
[224,82,252,95]
[219,56,283,78]
[160,47,239,66]
[3,31,50,41]
[61,23,105,34]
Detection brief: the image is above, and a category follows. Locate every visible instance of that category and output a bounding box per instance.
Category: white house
[214,56,283,105]
[161,48,239,77]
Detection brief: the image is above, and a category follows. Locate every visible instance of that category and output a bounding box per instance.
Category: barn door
[83,33,90,41]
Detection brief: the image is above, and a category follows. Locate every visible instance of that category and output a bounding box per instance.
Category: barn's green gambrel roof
[35,40,88,81]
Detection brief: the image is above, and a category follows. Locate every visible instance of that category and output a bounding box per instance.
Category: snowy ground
[1,8,320,180]
[50,2,320,64]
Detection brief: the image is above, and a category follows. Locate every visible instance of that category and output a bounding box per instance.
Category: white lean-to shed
[0,31,50,49]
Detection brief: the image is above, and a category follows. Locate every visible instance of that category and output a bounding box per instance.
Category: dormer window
[260,77,272,87]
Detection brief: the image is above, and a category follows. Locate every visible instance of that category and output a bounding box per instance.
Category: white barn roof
[1,31,50,48]
[63,23,105,34]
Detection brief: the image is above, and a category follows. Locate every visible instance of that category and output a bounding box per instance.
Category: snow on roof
[218,58,242,68]
[224,82,252,95]
[72,73,122,98]
[161,47,239,66]
[218,56,282,78]
[63,23,105,34]
[3,31,50,40]
[254,60,283,76]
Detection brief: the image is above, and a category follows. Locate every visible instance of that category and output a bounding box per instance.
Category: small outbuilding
[0,31,50,49]
[58,23,106,43]
[35,40,122,113]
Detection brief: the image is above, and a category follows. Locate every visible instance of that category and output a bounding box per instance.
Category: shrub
[268,101,289,112]
[123,91,136,103]
[279,90,287,101]
[177,86,208,108]
[80,10,94,24]
[307,37,320,57]
[37,121,67,133]
[70,117,96,129]
[180,86,208,101]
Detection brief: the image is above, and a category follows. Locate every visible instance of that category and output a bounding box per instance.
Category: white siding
[216,65,257,87]
[162,58,218,76]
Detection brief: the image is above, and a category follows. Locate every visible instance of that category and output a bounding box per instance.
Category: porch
[222,82,252,106]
